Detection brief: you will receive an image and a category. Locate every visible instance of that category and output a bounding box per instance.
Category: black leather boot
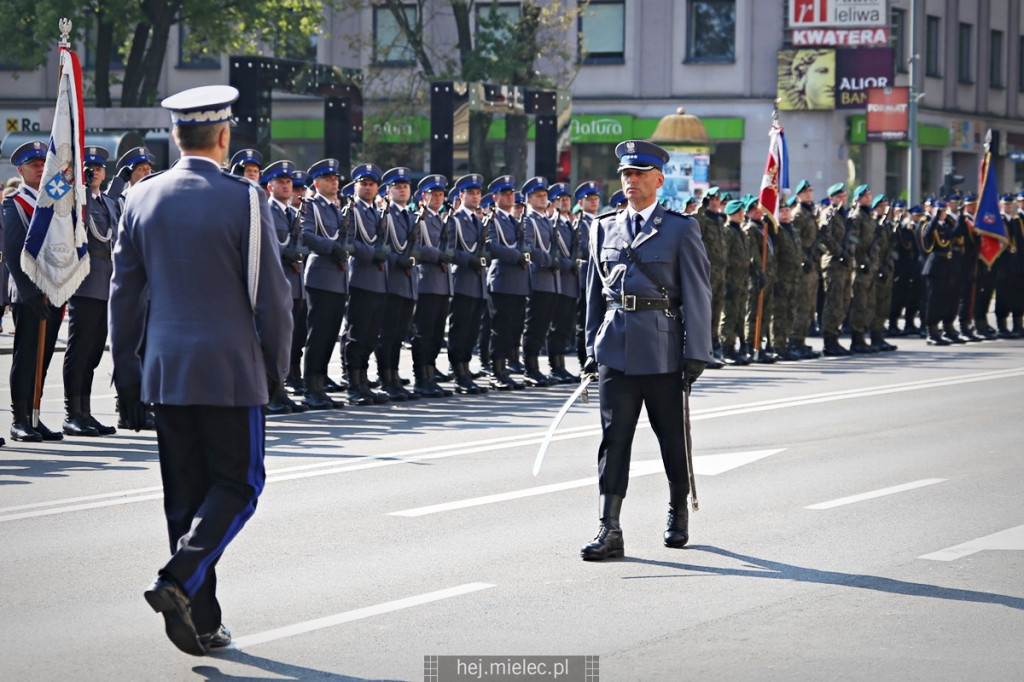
[664,485,690,548]
[1013,315,1023,338]
[488,358,516,391]
[266,387,294,415]
[849,332,875,353]
[63,396,100,436]
[304,375,340,410]
[10,401,42,442]
[414,366,443,398]
[581,494,624,561]
[823,334,851,356]
[345,369,376,406]
[523,356,554,387]
[926,324,950,345]
[549,355,578,384]
[380,369,410,402]
[284,364,304,395]
[453,362,485,394]
[362,372,391,404]
[82,395,116,435]
[426,367,453,397]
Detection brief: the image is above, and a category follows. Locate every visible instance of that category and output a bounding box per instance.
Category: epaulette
[595,210,618,220]
[221,169,258,187]
[664,208,690,219]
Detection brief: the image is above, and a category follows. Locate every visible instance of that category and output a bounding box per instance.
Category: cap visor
[617,162,658,172]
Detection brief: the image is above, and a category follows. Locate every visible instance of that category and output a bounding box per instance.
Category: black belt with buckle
[607,295,682,312]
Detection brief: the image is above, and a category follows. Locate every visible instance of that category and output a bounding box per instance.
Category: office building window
[925,16,941,76]
[958,23,972,83]
[373,5,417,66]
[579,0,625,64]
[891,8,906,73]
[990,30,1004,88]
[686,0,735,63]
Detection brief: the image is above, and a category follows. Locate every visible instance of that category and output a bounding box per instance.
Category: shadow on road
[193,649,404,681]
[620,544,1024,610]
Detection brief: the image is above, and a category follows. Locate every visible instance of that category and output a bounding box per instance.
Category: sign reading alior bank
[789,0,887,28]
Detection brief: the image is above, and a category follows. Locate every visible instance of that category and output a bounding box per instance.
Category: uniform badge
[625,141,636,154]
[653,216,662,226]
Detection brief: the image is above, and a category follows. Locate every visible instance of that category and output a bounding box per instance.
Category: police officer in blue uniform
[262,159,308,414]
[486,174,530,391]
[109,85,292,655]
[300,158,348,410]
[377,167,420,401]
[581,140,712,561]
[62,146,120,436]
[448,174,490,394]
[411,174,453,398]
[108,146,155,207]
[574,181,601,367]
[3,140,65,442]
[229,148,262,183]
[546,182,580,383]
[345,163,391,405]
[521,176,559,387]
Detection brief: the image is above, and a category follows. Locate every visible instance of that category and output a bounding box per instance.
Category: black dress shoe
[10,420,42,443]
[664,505,689,548]
[199,624,232,650]
[63,415,100,437]
[143,577,206,656]
[34,420,64,441]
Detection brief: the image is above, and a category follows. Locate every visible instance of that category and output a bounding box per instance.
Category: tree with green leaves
[0,0,327,107]
[349,0,583,178]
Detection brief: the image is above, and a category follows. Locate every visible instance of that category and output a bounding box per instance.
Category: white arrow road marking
[805,479,947,510]
[389,450,785,517]
[232,583,495,649]
[919,524,1024,561]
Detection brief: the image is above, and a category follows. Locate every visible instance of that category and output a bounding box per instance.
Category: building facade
[3,0,1024,202]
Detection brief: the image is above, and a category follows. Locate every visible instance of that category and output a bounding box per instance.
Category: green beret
[827,182,845,197]
[742,195,759,212]
[853,184,870,200]
[706,186,721,197]
[870,194,888,209]
[794,179,811,194]
[783,195,798,208]
[724,199,745,215]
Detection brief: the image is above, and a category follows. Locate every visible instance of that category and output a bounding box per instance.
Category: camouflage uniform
[773,217,802,356]
[870,211,896,348]
[744,216,774,358]
[819,204,853,353]
[847,204,878,351]
[791,202,820,348]
[721,218,750,356]
[697,204,727,353]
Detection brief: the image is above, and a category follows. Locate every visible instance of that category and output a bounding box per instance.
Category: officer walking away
[3,141,65,442]
[581,140,712,561]
[109,86,293,655]
[62,146,120,436]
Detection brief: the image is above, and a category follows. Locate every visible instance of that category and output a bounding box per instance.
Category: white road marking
[390,450,785,517]
[919,524,1024,561]
[232,582,495,649]
[4,367,1020,523]
[805,479,947,510]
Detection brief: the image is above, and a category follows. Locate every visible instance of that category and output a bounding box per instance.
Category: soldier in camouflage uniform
[846,184,878,354]
[791,181,821,358]
[869,194,897,351]
[720,199,751,365]
[743,196,776,364]
[696,187,727,367]
[818,183,853,356]
[772,196,803,360]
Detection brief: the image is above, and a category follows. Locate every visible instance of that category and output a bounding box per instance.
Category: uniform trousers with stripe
[304,288,346,378]
[344,287,387,371]
[153,404,266,635]
[523,291,557,358]
[488,292,527,362]
[10,301,63,405]
[412,293,449,371]
[376,294,415,370]
[447,294,487,364]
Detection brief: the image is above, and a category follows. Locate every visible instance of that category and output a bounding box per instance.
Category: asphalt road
[1,325,1022,681]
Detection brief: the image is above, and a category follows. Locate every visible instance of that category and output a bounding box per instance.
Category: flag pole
[754,100,780,354]
[31,19,73,428]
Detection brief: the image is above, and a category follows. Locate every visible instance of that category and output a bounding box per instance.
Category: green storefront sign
[848,114,950,147]
[273,114,746,144]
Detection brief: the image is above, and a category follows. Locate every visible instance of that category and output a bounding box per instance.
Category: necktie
[472,213,481,234]
[632,213,643,240]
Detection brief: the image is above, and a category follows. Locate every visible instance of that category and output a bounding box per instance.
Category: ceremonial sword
[532,373,596,476]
